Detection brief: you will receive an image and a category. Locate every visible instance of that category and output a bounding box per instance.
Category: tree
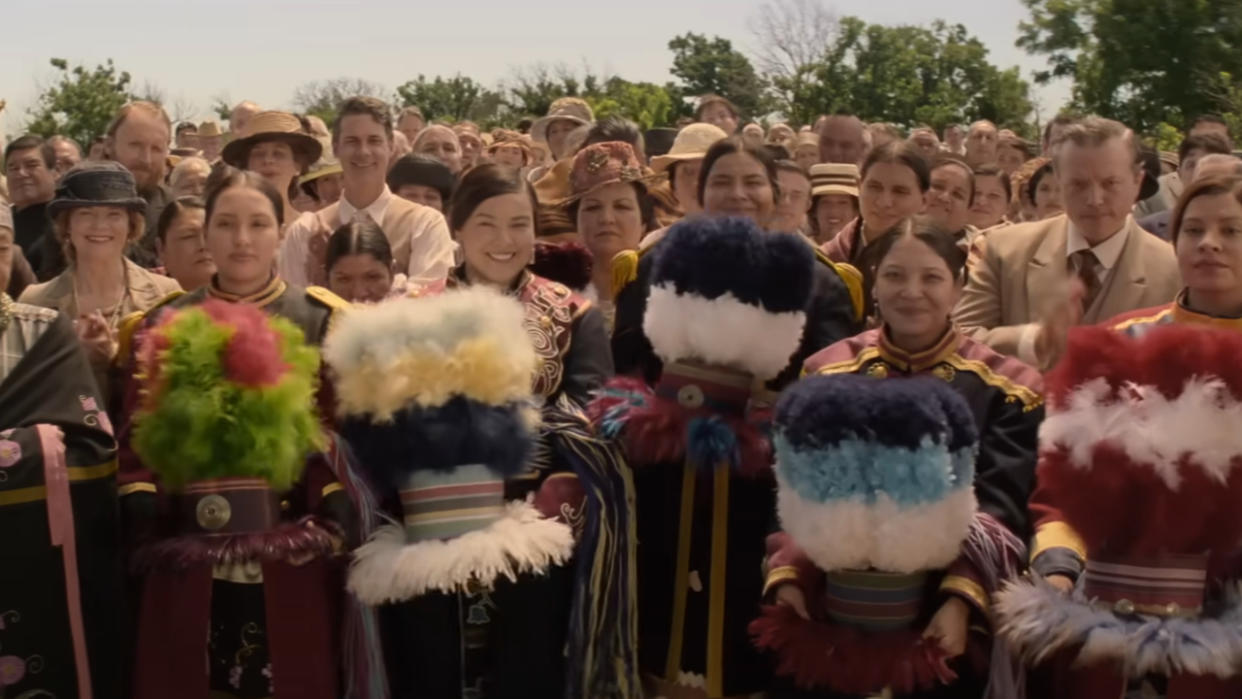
[209,94,233,122]
[503,64,596,118]
[749,0,839,123]
[782,19,1033,131]
[291,77,389,125]
[1017,0,1242,133]
[667,33,770,119]
[587,78,680,130]
[25,58,132,147]
[395,75,505,127]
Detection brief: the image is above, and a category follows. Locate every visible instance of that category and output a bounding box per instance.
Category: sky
[0,0,1072,136]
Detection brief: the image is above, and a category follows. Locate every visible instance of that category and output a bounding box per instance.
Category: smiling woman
[18,161,181,394]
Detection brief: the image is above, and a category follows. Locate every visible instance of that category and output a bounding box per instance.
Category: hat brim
[555,172,666,208]
[811,185,859,199]
[650,152,708,174]
[222,132,323,170]
[47,197,147,220]
[531,115,590,144]
[299,163,344,186]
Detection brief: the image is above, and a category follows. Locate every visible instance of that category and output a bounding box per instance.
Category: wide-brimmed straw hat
[531,98,594,143]
[809,163,860,199]
[560,141,662,205]
[650,123,728,174]
[48,161,147,218]
[222,111,322,169]
[299,156,343,197]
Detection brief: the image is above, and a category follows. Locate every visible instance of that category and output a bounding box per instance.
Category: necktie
[1069,249,1102,312]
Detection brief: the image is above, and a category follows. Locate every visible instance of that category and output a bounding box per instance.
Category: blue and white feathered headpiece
[772,374,978,573]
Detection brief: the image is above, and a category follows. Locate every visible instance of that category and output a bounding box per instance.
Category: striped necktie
[1069,249,1102,311]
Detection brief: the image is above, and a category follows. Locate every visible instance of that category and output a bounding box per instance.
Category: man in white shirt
[279,96,455,289]
[954,116,1181,367]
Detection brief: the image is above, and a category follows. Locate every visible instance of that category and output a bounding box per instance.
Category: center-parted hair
[697,136,781,207]
[203,166,286,228]
[447,162,539,235]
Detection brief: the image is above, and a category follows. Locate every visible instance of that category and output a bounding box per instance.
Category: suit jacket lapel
[125,259,163,310]
[1089,219,1149,322]
[1024,217,1067,322]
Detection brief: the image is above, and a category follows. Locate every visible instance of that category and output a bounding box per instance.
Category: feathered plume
[131,300,322,491]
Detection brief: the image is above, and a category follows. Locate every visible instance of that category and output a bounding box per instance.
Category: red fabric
[749,604,955,695]
[1168,672,1242,698]
[133,567,214,699]
[587,376,771,477]
[263,558,342,699]
[197,300,291,388]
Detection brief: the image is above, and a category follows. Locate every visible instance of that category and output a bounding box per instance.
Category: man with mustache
[105,101,171,267]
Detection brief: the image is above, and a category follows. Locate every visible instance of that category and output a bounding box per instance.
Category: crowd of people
[2,86,1242,699]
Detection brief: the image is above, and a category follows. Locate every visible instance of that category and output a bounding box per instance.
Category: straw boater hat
[222,111,322,169]
[809,163,860,200]
[531,97,594,144]
[649,123,728,174]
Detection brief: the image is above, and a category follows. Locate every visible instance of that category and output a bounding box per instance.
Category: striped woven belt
[400,464,506,542]
[174,477,279,535]
[656,361,755,416]
[823,569,929,631]
[1083,553,1208,617]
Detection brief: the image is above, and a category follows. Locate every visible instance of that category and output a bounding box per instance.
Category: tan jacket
[953,214,1181,360]
[18,257,182,320]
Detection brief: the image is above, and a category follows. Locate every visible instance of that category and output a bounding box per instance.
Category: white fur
[1041,377,1242,488]
[997,577,1242,679]
[322,285,535,376]
[776,472,976,573]
[642,285,806,380]
[347,500,574,605]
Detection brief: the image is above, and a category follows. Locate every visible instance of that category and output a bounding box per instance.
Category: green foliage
[1147,122,1185,153]
[24,58,132,147]
[667,33,771,118]
[1018,0,1242,134]
[132,308,323,491]
[782,19,1033,131]
[396,74,506,128]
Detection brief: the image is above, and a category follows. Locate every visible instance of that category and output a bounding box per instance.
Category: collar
[1066,217,1131,270]
[207,275,287,308]
[1171,290,1242,330]
[448,265,528,294]
[338,185,394,227]
[877,324,960,373]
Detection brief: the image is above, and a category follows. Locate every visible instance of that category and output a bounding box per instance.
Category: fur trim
[996,577,1242,679]
[347,499,574,605]
[132,517,340,573]
[1040,376,1242,487]
[323,287,536,420]
[643,284,806,380]
[775,470,976,573]
[750,604,955,694]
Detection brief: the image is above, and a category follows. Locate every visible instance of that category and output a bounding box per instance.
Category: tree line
[18,0,1242,148]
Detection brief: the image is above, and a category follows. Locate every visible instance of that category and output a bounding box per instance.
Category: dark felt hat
[644,128,679,159]
[1137,146,1161,202]
[47,161,147,219]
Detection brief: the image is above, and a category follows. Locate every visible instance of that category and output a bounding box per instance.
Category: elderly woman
[19,161,180,387]
[169,156,211,198]
[532,97,595,162]
[221,110,322,225]
[412,124,464,176]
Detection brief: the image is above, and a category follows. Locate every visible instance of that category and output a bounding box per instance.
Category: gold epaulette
[610,249,641,300]
[114,290,185,366]
[305,285,353,313]
[813,248,865,322]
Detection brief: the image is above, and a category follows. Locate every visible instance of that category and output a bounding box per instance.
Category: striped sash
[400,464,506,542]
[1083,553,1208,617]
[823,569,929,631]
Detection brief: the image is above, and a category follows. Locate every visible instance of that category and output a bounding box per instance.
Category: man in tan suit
[954,116,1181,367]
